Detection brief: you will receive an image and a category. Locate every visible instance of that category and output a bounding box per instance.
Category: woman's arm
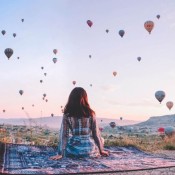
[91,116,104,153]
[57,114,69,157]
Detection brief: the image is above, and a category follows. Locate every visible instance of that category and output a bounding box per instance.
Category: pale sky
[0,0,175,121]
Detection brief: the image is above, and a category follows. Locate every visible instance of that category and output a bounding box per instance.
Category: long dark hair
[64,87,95,118]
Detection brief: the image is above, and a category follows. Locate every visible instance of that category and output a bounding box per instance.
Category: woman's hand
[100,150,109,157]
[49,155,62,160]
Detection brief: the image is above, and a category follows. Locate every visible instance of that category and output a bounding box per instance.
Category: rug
[1,143,175,174]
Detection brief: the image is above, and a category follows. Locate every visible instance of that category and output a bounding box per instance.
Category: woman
[50,87,109,160]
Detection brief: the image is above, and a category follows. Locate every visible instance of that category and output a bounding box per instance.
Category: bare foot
[49,155,62,160]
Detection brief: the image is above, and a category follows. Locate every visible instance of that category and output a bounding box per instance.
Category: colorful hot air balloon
[90,84,92,87]
[32,104,35,107]
[87,20,93,27]
[137,57,141,62]
[119,30,125,37]
[3,110,5,113]
[120,117,123,120]
[44,73,47,76]
[106,29,109,33]
[113,71,117,76]
[45,99,48,102]
[21,19,24,22]
[40,80,43,83]
[41,67,44,70]
[22,107,24,110]
[17,57,20,59]
[53,49,57,55]
[144,21,154,34]
[51,113,54,117]
[13,33,16,37]
[156,15,160,19]
[1,30,6,35]
[89,55,92,58]
[53,58,57,63]
[19,90,24,95]
[72,81,76,85]
[155,90,165,103]
[4,48,13,59]
[166,101,173,110]
[110,122,116,128]
[165,126,175,136]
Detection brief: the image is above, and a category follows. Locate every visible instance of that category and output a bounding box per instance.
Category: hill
[0,116,140,130]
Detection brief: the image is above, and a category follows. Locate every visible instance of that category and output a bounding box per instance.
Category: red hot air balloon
[158,127,164,133]
[144,21,154,34]
[113,71,117,76]
[87,20,93,27]
[99,127,103,132]
[166,101,173,110]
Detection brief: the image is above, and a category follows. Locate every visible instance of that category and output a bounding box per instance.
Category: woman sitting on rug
[50,87,109,160]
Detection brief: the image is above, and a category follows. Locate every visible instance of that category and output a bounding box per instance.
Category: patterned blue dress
[58,114,104,158]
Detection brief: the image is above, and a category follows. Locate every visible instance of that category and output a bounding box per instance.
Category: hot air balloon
[1,30,6,35]
[32,104,34,107]
[22,107,24,110]
[4,48,13,59]
[45,99,48,102]
[90,84,92,87]
[19,90,24,95]
[53,58,57,64]
[13,33,16,37]
[89,55,92,58]
[21,19,24,22]
[113,71,117,76]
[61,106,63,108]
[3,110,5,113]
[53,49,57,55]
[144,21,154,34]
[17,57,20,59]
[44,73,47,76]
[158,127,164,133]
[119,30,125,37]
[165,126,175,136]
[156,15,160,19]
[120,117,123,120]
[155,91,165,103]
[87,20,93,27]
[41,67,44,70]
[40,80,43,83]
[137,57,141,62]
[106,29,109,33]
[99,127,103,132]
[110,122,116,128]
[72,81,76,85]
[43,93,46,98]
[51,113,54,117]
[101,120,103,122]
[166,101,173,110]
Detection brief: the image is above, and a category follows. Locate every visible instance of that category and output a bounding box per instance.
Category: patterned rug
[1,143,175,174]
